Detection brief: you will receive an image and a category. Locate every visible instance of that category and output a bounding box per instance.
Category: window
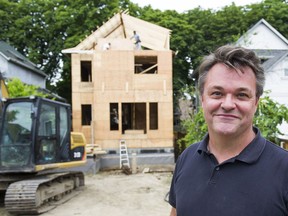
[0,102,33,166]
[260,58,268,64]
[81,61,92,82]
[134,56,157,74]
[39,104,56,136]
[110,103,119,130]
[81,104,92,125]
[149,103,158,130]
[122,103,146,134]
[284,69,288,77]
[59,106,70,160]
[37,103,57,163]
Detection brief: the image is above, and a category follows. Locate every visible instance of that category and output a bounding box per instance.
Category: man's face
[201,63,259,137]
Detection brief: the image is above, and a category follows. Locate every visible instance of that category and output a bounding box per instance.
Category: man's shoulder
[260,140,288,171]
[265,139,288,156]
[179,142,202,159]
[186,142,201,150]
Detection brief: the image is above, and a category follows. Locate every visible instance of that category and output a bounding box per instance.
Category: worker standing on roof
[131,31,141,50]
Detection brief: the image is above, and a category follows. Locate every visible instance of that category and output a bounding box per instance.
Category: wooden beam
[139,64,158,74]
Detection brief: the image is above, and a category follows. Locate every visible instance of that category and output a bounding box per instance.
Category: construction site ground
[0,169,173,216]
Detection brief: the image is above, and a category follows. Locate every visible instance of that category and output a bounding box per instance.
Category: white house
[236,19,288,137]
[0,41,47,88]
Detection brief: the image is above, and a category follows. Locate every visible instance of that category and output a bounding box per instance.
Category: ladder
[119,140,130,168]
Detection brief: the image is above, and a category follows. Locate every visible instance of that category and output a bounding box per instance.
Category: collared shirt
[169,128,288,216]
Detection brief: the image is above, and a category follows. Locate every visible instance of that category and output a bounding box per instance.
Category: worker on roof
[131,31,141,50]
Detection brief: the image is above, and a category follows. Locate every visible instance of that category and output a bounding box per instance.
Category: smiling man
[169,45,288,216]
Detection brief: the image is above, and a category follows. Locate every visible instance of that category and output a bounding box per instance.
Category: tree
[1,0,288,107]
[254,92,288,143]
[6,78,47,98]
[0,0,123,102]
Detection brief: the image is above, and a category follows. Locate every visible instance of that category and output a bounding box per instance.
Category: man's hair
[198,45,265,98]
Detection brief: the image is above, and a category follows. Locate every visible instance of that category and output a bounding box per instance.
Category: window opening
[149,103,158,130]
[134,56,158,74]
[110,103,119,130]
[81,61,92,82]
[81,104,92,125]
[122,103,146,134]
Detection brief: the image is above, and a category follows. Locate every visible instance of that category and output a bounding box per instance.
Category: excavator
[0,76,87,215]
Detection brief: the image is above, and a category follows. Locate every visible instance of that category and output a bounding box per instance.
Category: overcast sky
[130,0,263,12]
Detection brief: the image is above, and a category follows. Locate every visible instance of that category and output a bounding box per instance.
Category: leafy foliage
[1,0,288,121]
[254,93,288,143]
[180,93,288,148]
[180,108,207,146]
[6,78,47,98]
[0,0,123,102]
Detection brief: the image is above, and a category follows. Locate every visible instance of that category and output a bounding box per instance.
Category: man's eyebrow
[237,87,253,92]
[209,86,252,92]
[209,86,223,90]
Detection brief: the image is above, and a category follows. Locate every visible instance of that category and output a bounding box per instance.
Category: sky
[130,0,263,12]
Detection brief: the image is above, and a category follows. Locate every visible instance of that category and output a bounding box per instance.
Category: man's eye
[211,92,222,96]
[238,93,249,98]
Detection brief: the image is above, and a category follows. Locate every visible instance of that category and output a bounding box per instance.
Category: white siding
[239,24,288,50]
[265,57,288,134]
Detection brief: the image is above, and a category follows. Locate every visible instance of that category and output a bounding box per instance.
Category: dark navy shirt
[169,128,288,216]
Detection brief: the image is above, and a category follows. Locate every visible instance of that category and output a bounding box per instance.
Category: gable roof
[236,18,288,50]
[63,11,171,53]
[0,41,46,77]
[253,49,288,71]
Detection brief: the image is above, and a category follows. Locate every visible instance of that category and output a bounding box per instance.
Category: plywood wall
[71,46,173,150]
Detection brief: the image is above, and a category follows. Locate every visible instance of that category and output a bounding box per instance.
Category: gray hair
[198,45,265,98]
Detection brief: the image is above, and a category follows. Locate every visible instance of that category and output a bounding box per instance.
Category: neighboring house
[236,18,288,137]
[0,41,47,88]
[62,11,174,167]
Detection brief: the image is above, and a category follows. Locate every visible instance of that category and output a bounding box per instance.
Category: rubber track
[4,172,84,215]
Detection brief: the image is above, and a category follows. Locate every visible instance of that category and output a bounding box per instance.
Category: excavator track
[4,172,84,215]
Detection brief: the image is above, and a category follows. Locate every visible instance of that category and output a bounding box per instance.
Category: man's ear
[200,94,204,103]
[255,97,260,106]
[254,97,260,113]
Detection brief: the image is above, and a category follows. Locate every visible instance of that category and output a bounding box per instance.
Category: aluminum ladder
[119,140,130,168]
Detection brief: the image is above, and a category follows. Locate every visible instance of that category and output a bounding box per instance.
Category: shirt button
[215,167,220,171]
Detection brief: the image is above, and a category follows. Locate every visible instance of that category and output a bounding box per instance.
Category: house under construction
[62,11,174,168]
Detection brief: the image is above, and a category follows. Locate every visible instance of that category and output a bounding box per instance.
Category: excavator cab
[0,96,86,173]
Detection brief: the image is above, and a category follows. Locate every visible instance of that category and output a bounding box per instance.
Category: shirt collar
[197,127,266,164]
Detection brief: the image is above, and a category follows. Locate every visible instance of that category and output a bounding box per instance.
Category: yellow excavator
[0,76,87,214]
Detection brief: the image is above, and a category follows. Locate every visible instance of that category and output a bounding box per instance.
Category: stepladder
[119,140,130,168]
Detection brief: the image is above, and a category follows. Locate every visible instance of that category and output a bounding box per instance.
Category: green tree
[7,78,47,98]
[0,0,123,102]
[1,0,288,106]
[254,93,288,143]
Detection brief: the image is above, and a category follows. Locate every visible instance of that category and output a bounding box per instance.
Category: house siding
[71,49,173,151]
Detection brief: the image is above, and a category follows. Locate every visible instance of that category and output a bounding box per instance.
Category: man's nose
[221,95,236,110]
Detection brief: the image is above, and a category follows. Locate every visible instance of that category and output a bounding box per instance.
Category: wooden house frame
[63,11,173,153]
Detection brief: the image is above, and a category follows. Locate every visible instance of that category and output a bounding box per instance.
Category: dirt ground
[0,170,173,216]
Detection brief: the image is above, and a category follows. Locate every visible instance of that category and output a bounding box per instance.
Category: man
[169,45,288,216]
[130,30,141,50]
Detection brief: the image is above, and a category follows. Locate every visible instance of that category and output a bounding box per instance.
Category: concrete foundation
[100,152,175,171]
